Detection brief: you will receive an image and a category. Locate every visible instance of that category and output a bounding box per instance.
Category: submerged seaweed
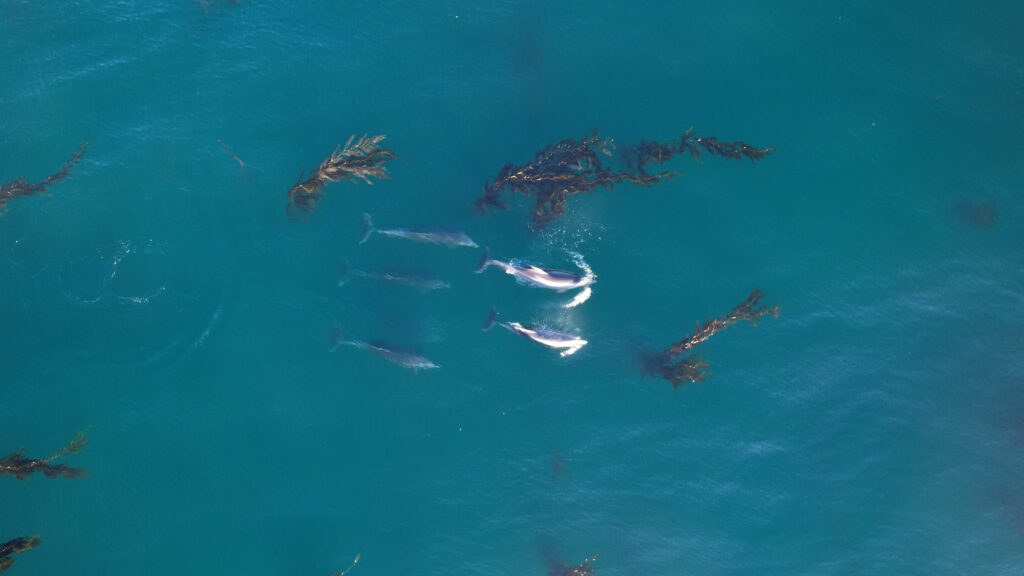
[0,431,88,480]
[0,536,40,572]
[548,555,599,576]
[476,128,772,228]
[0,143,88,211]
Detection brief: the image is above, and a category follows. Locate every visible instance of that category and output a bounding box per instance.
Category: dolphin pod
[343,217,592,366]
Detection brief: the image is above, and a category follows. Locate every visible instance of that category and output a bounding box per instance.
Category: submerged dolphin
[330,327,440,370]
[338,263,450,291]
[474,247,595,307]
[482,308,587,357]
[360,214,477,248]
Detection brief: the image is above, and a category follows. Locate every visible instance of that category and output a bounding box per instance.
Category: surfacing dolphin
[474,247,595,308]
[482,308,587,357]
[330,327,440,370]
[338,263,450,291]
[360,214,477,248]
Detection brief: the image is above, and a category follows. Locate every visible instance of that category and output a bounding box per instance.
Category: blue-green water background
[3,1,1024,574]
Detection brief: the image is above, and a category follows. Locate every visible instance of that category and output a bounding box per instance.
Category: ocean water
[2,1,1024,574]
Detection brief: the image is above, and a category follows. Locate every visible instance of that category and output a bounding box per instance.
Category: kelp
[476,128,772,228]
[548,555,599,576]
[666,289,779,356]
[287,135,395,219]
[0,536,40,573]
[642,353,711,387]
[0,430,88,480]
[623,128,774,175]
[646,290,778,388]
[0,143,88,211]
[476,130,671,228]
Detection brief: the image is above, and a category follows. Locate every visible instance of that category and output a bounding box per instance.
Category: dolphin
[338,263,450,291]
[482,308,587,357]
[360,214,477,248]
[330,327,440,370]
[474,247,595,307]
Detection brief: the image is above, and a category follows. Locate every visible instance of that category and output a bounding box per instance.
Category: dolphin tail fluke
[474,247,491,273]
[359,213,374,244]
[482,307,498,331]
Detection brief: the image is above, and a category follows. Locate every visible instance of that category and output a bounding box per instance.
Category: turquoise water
[3,1,1024,574]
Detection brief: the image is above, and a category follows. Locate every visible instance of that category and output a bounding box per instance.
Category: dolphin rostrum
[330,327,440,370]
[482,308,587,357]
[360,214,477,248]
[474,247,595,308]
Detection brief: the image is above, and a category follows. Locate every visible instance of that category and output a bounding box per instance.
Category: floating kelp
[287,135,395,218]
[0,431,88,480]
[666,289,778,356]
[548,555,599,576]
[642,353,711,387]
[476,130,670,228]
[476,129,772,227]
[0,536,40,572]
[623,128,773,176]
[646,290,778,387]
[0,143,88,211]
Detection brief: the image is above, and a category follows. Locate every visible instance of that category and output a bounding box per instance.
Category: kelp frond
[0,142,88,211]
[0,430,88,481]
[287,135,395,218]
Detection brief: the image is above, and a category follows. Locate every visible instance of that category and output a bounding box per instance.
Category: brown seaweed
[548,555,599,576]
[0,143,88,211]
[666,289,779,356]
[642,353,710,387]
[286,135,395,219]
[645,290,778,388]
[0,431,88,481]
[477,128,772,228]
[0,536,40,573]
[476,131,672,228]
[624,128,774,175]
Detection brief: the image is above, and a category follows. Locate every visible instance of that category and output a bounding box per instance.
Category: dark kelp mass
[622,128,774,176]
[645,290,779,387]
[286,135,395,218]
[0,143,88,211]
[548,555,599,576]
[0,536,40,573]
[476,129,772,228]
[0,431,88,480]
